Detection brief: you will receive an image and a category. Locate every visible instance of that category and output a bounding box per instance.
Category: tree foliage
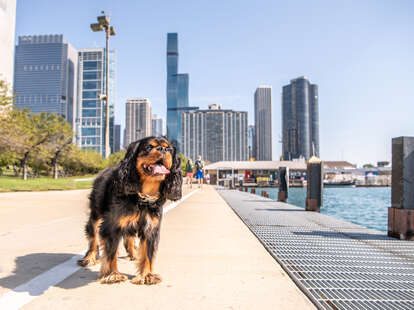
[0,79,13,107]
[363,163,375,168]
[0,110,74,179]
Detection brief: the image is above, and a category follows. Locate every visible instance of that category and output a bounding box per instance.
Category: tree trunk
[53,159,58,179]
[22,153,29,181]
[23,161,27,181]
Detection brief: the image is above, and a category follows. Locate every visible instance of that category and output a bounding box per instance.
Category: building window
[82,109,98,117]
[84,61,99,70]
[83,71,99,80]
[82,100,98,108]
[82,128,98,136]
[83,81,99,90]
[82,91,98,99]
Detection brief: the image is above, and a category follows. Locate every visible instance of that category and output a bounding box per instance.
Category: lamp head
[90,23,103,32]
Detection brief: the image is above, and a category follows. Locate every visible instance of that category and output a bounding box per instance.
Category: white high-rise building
[0,0,16,88]
[152,114,165,137]
[125,98,152,146]
[181,104,248,163]
[254,85,272,160]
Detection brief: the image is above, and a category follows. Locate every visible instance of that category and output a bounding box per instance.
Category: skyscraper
[152,114,165,137]
[248,125,255,160]
[14,35,78,127]
[282,76,319,160]
[75,48,115,157]
[254,86,272,160]
[125,98,152,146]
[0,0,16,88]
[166,33,197,148]
[114,124,121,153]
[181,104,248,163]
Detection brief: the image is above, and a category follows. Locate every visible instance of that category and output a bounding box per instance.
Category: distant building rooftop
[204,160,307,171]
[323,161,356,169]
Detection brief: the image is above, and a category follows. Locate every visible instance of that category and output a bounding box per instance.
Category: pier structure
[306,156,323,212]
[204,160,306,187]
[389,136,414,240]
[219,188,414,309]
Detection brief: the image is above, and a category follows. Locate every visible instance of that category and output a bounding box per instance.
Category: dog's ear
[117,139,142,194]
[162,142,182,201]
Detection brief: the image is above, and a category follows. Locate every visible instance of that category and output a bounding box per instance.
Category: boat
[323,180,356,187]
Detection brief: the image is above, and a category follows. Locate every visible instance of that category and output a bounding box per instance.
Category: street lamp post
[91,11,116,158]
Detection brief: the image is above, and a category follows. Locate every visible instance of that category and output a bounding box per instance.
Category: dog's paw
[77,257,99,267]
[145,273,162,285]
[99,272,128,284]
[131,273,162,285]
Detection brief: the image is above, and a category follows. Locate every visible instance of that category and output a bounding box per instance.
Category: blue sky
[15,0,414,166]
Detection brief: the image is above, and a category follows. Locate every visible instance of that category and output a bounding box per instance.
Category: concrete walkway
[0,185,315,310]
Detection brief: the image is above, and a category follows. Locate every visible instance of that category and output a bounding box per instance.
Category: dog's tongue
[151,164,170,175]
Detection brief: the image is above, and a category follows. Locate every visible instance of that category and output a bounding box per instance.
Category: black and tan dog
[77,136,182,284]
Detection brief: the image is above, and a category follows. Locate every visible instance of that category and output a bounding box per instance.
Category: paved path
[0,185,314,310]
[218,189,414,310]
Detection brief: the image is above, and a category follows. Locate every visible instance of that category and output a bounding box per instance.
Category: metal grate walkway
[217,189,414,310]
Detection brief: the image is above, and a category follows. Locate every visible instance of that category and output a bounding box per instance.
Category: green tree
[0,110,71,180]
[104,149,126,167]
[60,146,104,175]
[0,79,13,108]
[363,163,375,168]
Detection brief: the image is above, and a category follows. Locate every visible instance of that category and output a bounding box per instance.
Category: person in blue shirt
[194,155,204,188]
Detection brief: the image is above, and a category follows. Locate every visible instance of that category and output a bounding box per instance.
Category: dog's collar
[137,192,159,203]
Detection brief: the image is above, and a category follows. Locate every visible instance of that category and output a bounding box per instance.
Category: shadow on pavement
[0,253,99,295]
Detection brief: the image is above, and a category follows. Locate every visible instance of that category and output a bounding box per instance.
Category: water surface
[251,187,390,232]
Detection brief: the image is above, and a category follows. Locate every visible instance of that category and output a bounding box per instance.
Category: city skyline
[12,1,414,165]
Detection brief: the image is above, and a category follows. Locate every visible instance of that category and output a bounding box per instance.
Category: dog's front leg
[131,236,161,285]
[99,224,127,284]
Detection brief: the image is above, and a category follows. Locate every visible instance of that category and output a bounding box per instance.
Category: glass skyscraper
[282,76,319,160]
[166,33,197,149]
[76,48,115,157]
[14,34,78,127]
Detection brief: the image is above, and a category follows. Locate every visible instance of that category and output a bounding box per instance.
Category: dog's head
[118,136,182,201]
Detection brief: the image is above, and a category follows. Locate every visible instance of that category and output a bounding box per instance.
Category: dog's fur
[77,136,182,285]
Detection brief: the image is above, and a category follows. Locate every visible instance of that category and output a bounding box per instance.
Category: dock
[218,188,414,310]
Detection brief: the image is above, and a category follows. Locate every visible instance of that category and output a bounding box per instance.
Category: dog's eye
[149,141,158,148]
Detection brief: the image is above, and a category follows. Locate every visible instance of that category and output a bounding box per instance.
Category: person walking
[194,155,204,188]
[185,159,194,188]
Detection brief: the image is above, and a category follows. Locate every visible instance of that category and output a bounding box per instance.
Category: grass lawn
[0,175,95,192]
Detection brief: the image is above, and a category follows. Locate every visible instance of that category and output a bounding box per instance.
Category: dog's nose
[157,146,167,154]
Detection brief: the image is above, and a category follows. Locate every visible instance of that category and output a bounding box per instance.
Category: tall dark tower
[282,76,319,160]
[166,33,195,150]
[254,86,272,160]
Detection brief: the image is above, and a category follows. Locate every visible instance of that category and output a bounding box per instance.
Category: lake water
[251,187,390,232]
